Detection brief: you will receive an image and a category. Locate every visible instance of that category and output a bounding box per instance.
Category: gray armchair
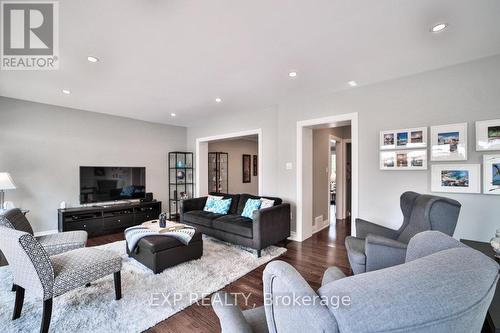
[212,231,499,333]
[345,191,461,274]
[0,226,122,333]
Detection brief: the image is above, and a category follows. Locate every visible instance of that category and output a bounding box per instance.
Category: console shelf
[58,201,161,237]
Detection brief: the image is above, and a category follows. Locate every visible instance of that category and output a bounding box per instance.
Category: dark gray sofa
[180,193,291,257]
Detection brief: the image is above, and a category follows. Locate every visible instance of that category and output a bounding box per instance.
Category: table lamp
[0,172,16,210]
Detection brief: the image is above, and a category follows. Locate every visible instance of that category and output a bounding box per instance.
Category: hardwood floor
[87,219,351,333]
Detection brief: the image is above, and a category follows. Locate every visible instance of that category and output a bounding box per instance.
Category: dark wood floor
[87,220,351,333]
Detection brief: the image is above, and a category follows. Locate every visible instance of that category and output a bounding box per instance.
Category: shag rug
[0,236,286,333]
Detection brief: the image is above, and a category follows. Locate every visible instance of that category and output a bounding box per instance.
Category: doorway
[296,113,358,242]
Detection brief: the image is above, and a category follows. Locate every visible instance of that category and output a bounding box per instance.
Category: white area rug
[0,236,286,333]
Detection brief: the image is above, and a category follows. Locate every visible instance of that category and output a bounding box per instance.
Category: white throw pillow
[260,198,275,209]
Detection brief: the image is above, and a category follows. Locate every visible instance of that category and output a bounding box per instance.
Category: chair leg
[40,298,53,333]
[85,282,91,287]
[114,271,122,300]
[257,250,262,258]
[12,285,24,320]
[11,284,16,292]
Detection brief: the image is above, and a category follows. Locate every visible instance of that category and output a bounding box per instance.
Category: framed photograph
[380,150,427,170]
[431,164,480,194]
[252,155,258,176]
[380,127,427,150]
[483,155,500,195]
[430,123,468,161]
[242,154,251,183]
[476,119,500,151]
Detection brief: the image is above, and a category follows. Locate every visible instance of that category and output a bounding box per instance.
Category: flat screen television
[80,166,146,204]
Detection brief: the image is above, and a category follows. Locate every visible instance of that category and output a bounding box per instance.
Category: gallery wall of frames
[379,118,500,195]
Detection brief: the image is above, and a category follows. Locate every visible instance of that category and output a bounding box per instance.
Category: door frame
[327,134,342,225]
[296,113,358,241]
[195,129,263,197]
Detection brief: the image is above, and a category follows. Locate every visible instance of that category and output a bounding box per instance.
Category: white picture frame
[430,123,468,161]
[483,155,500,195]
[431,164,480,194]
[380,150,427,170]
[476,119,500,151]
[380,127,427,150]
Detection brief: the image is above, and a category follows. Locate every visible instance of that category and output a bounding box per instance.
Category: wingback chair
[0,227,122,333]
[345,191,461,274]
[212,231,499,333]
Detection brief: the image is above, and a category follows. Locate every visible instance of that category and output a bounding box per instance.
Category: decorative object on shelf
[0,172,16,210]
[491,229,500,258]
[59,201,67,209]
[253,155,258,176]
[242,154,251,183]
[379,127,427,150]
[169,152,194,221]
[483,154,500,195]
[159,211,168,228]
[430,123,468,161]
[431,164,480,194]
[179,191,188,200]
[380,150,427,170]
[476,119,500,151]
[208,152,228,193]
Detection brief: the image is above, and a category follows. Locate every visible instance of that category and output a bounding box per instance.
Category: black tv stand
[58,201,161,237]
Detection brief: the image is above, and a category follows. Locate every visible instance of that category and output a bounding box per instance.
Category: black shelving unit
[208,152,228,193]
[168,152,194,221]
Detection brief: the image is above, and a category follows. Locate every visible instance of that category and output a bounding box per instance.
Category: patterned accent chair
[0,226,122,333]
[345,191,461,274]
[0,208,88,256]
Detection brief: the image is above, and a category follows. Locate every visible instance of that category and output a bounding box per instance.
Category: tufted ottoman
[126,231,203,273]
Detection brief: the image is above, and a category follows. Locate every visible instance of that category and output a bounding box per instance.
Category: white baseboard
[34,229,59,237]
[313,220,330,234]
[288,231,299,242]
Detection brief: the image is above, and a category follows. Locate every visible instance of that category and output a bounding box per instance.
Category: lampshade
[0,173,16,190]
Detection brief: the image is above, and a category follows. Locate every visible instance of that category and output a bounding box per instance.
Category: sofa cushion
[237,194,282,214]
[209,193,240,214]
[182,210,223,228]
[213,215,253,238]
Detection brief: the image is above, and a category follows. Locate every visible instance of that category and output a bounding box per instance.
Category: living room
[1,1,499,333]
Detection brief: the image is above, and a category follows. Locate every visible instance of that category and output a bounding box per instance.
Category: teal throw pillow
[209,198,232,214]
[241,198,262,219]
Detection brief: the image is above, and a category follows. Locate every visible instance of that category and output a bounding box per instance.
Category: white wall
[208,139,259,194]
[0,97,186,233]
[189,55,500,242]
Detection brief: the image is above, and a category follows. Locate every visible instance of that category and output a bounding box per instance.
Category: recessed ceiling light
[87,56,99,63]
[170,113,176,117]
[288,71,297,78]
[215,97,222,103]
[430,23,448,33]
[348,81,358,87]
[62,89,71,94]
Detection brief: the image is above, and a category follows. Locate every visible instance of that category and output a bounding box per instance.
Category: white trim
[288,231,299,241]
[296,113,359,241]
[328,135,342,223]
[34,229,58,237]
[195,129,263,197]
[313,220,330,234]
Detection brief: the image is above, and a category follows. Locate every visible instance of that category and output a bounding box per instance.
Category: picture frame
[252,155,258,176]
[430,123,468,161]
[380,149,427,170]
[431,164,480,194]
[242,154,251,183]
[483,155,500,195]
[379,127,427,150]
[476,119,500,151]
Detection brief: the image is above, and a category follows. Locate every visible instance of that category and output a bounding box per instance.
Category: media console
[58,201,162,237]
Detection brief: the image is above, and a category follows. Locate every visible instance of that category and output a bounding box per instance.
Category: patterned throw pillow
[260,198,275,209]
[241,198,262,219]
[208,198,232,214]
[203,195,224,212]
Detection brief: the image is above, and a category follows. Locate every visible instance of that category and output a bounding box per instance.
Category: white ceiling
[1,0,500,127]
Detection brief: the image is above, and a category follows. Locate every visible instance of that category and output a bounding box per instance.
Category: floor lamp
[0,173,16,210]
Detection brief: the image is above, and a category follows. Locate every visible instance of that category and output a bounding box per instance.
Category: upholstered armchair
[212,231,499,333]
[0,227,122,333]
[345,191,461,274]
[0,208,88,256]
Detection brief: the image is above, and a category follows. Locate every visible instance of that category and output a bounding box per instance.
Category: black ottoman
[126,231,203,273]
